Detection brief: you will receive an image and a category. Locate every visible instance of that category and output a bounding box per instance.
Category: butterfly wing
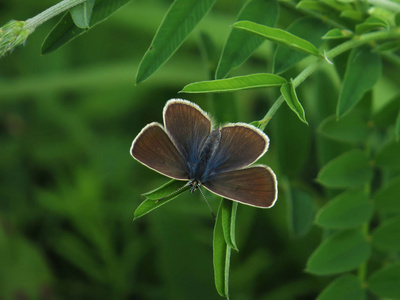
[203,165,278,208]
[205,123,269,175]
[130,122,188,180]
[163,99,212,169]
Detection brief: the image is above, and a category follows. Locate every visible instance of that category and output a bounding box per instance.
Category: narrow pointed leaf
[316,274,366,300]
[42,0,131,54]
[355,16,389,35]
[133,180,190,219]
[322,28,353,40]
[317,150,373,188]
[273,17,329,74]
[368,264,400,299]
[213,201,231,298]
[215,0,278,79]
[70,0,96,28]
[42,12,85,55]
[297,0,332,14]
[233,21,320,56]
[315,189,373,229]
[221,198,238,251]
[306,229,371,275]
[281,79,308,125]
[181,73,286,93]
[142,179,187,200]
[337,47,381,117]
[372,216,400,251]
[136,0,216,83]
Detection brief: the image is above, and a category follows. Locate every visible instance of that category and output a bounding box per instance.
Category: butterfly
[130,99,278,208]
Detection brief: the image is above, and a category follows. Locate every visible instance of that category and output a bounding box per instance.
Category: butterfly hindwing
[203,165,278,208]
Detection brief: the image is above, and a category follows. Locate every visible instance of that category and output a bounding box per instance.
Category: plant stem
[259,28,400,130]
[25,0,88,29]
[367,0,400,12]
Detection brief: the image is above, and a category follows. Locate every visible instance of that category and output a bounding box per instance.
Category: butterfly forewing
[130,123,188,180]
[206,124,269,174]
[203,166,278,208]
[164,99,212,166]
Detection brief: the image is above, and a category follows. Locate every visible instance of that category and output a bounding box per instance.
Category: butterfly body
[131,99,278,208]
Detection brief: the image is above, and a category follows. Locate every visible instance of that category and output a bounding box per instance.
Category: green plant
[2,0,400,299]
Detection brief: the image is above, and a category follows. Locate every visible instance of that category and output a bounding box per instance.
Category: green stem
[367,0,400,12]
[259,28,400,130]
[25,0,88,29]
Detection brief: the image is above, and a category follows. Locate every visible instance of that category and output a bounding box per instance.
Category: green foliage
[315,189,373,229]
[280,79,308,125]
[135,0,216,83]
[215,0,279,79]
[368,264,400,298]
[316,275,366,300]
[181,73,286,93]
[317,150,373,188]
[306,230,371,275]
[233,21,321,56]
[337,46,382,117]
[2,0,400,298]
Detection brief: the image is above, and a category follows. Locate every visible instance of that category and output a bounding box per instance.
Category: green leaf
[317,112,370,143]
[374,40,400,53]
[322,28,353,40]
[374,175,400,213]
[42,0,131,54]
[355,16,389,35]
[273,17,329,74]
[133,180,190,219]
[281,80,308,125]
[316,274,366,300]
[215,0,278,79]
[213,201,231,298]
[373,95,400,128]
[315,189,373,229]
[306,229,371,275]
[320,0,352,12]
[180,73,286,93]
[317,150,373,188]
[296,0,332,14]
[340,10,363,21]
[221,199,238,251]
[372,216,400,251]
[42,12,86,55]
[142,179,187,200]
[136,0,216,83]
[337,47,381,118]
[233,21,320,56]
[70,0,96,28]
[375,140,400,169]
[287,187,315,238]
[368,264,400,299]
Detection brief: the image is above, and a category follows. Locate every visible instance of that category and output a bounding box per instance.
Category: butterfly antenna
[198,186,216,220]
[156,181,190,203]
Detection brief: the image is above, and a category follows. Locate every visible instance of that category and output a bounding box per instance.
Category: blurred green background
[0,0,377,299]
